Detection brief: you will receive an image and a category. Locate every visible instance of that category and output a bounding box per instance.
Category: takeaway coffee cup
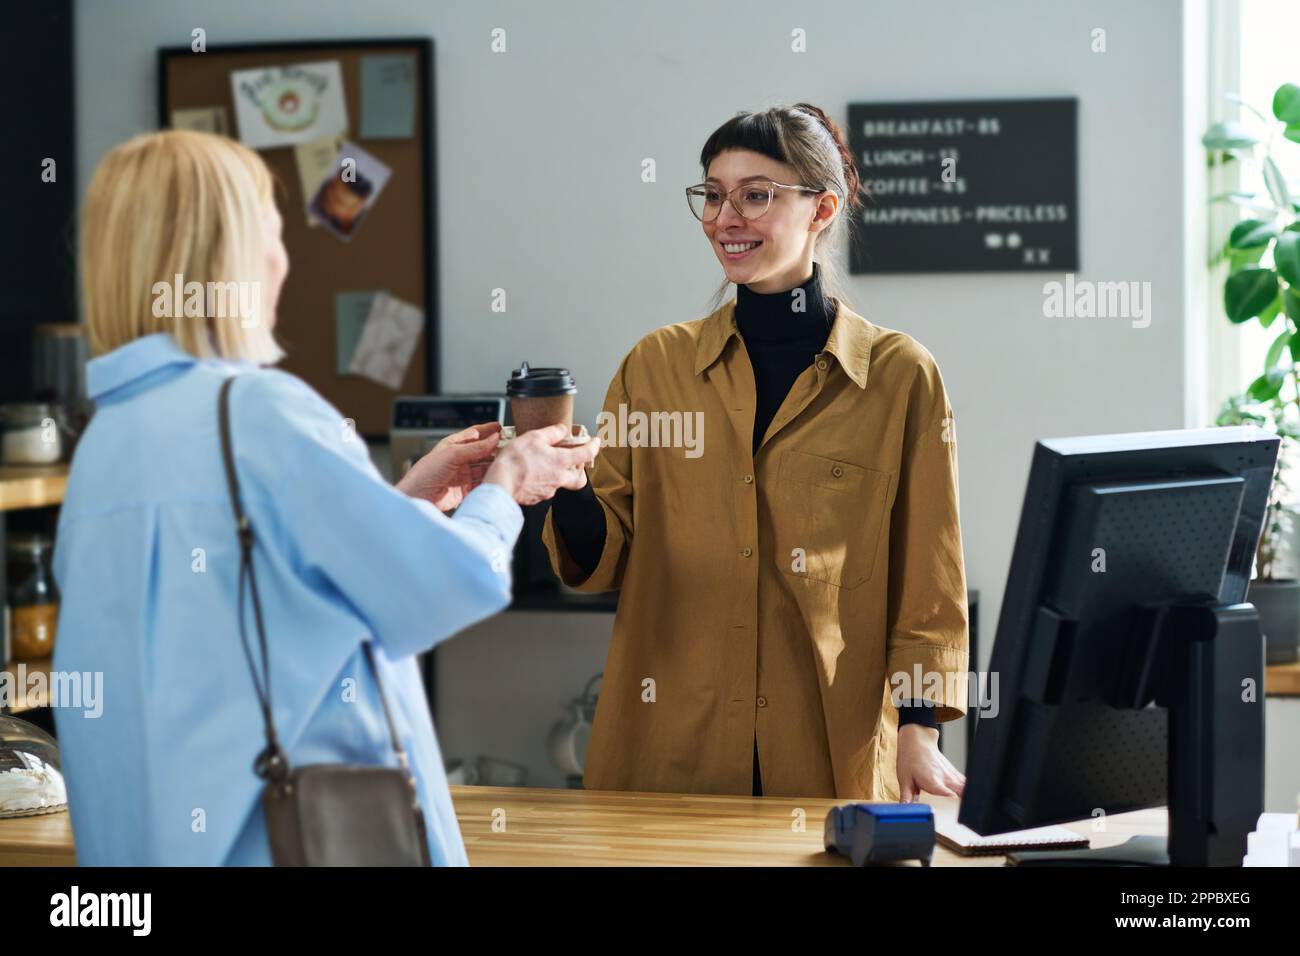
[507,361,577,435]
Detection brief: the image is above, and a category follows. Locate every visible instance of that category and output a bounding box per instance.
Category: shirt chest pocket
[774,449,892,589]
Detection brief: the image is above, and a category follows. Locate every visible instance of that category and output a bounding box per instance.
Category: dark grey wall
[2,0,76,402]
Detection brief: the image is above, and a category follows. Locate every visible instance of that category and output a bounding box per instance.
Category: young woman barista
[543,104,969,803]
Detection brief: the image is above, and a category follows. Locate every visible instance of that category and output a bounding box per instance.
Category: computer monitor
[958,426,1278,866]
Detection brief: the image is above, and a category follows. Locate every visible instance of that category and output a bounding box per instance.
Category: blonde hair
[80,129,285,363]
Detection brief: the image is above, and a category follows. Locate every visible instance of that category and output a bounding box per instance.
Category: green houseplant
[1204,80,1300,663]
[1214,395,1300,663]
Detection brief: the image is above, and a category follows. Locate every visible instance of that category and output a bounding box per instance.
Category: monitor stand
[1144,603,1262,866]
[1007,835,1170,867]
[1011,602,1263,867]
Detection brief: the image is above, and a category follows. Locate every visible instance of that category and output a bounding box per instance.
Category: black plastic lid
[507,361,577,397]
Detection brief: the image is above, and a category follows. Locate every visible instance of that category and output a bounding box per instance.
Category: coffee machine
[389,394,505,478]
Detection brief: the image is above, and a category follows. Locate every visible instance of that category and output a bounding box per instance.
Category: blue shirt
[51,332,523,865]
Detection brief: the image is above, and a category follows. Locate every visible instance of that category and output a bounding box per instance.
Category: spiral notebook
[934,807,1090,856]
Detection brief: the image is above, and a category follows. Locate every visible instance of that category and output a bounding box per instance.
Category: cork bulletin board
[158,38,437,437]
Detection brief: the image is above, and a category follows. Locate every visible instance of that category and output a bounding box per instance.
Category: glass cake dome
[0,715,66,817]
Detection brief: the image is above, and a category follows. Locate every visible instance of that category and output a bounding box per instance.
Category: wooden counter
[453,787,1165,866]
[0,810,75,866]
[0,785,1167,867]
[1267,659,1300,696]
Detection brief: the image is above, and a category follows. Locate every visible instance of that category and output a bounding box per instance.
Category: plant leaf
[1273,83,1300,124]
[1229,246,1268,273]
[1286,124,1300,144]
[1247,368,1288,401]
[1228,218,1278,249]
[1259,293,1283,328]
[1276,231,1300,286]
[1286,287,1300,325]
[1263,156,1293,212]
[1225,267,1280,322]
[1227,92,1273,125]
[1266,328,1292,369]
[1202,120,1261,150]
[1218,193,1279,214]
[1210,191,1258,204]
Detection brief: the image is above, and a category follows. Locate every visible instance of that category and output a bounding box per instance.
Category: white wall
[77,0,1296,808]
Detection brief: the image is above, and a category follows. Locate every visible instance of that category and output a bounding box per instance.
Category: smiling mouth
[721,240,762,258]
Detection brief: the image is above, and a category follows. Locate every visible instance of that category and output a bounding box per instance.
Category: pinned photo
[307,140,392,241]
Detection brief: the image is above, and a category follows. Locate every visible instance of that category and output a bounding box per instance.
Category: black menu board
[846,98,1078,274]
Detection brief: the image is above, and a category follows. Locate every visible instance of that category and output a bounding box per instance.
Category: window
[1218,0,1300,400]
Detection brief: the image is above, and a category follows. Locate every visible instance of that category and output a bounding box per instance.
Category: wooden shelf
[1267,659,1300,697]
[0,464,67,511]
[1,657,52,714]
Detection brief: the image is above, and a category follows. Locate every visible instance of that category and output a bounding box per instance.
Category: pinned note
[348,292,423,390]
[359,53,417,139]
[171,107,230,135]
[335,291,383,374]
[230,61,348,150]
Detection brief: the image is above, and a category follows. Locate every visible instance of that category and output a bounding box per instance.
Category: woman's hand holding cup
[485,424,601,505]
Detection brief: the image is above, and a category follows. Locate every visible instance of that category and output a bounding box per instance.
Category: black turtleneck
[735,260,835,454]
[549,263,936,798]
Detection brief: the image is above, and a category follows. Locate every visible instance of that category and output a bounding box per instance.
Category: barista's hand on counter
[896,724,966,803]
[485,424,601,506]
[396,421,503,512]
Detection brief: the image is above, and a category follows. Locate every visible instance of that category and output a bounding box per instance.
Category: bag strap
[217,376,417,789]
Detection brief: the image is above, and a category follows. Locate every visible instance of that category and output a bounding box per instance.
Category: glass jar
[6,532,59,661]
[0,402,65,465]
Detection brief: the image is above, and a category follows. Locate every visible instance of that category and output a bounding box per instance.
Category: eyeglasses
[685,179,823,222]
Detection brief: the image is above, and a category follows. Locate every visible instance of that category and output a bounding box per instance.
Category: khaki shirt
[542,295,969,800]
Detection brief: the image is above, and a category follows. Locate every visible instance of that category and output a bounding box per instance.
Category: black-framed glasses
[685,179,823,222]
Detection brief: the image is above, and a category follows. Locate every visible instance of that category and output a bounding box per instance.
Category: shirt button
[831,466,843,478]
[816,360,828,371]
[757,696,768,708]
[741,547,752,557]
[743,474,754,484]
